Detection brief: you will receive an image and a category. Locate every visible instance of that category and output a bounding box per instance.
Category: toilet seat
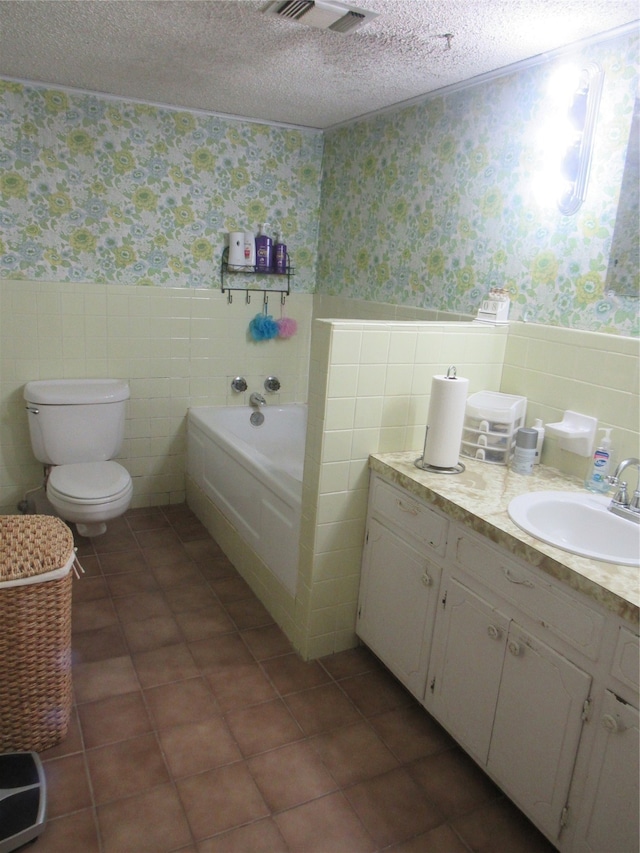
[48,461,132,505]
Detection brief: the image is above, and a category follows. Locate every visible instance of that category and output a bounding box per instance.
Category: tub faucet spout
[250,392,266,408]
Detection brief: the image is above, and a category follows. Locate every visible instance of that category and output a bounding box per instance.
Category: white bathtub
[186,404,307,596]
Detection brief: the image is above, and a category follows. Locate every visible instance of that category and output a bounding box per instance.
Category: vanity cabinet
[571,625,639,852]
[358,468,639,852]
[356,476,448,700]
[576,690,639,852]
[427,572,591,841]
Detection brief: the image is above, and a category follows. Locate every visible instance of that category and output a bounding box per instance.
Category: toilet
[24,379,133,537]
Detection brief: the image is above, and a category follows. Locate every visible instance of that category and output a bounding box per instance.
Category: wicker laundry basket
[0,515,75,752]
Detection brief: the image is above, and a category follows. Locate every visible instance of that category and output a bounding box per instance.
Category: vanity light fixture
[557,62,604,216]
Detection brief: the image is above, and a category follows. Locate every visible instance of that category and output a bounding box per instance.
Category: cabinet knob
[508,640,521,656]
[421,572,432,587]
[487,624,502,640]
[601,714,623,734]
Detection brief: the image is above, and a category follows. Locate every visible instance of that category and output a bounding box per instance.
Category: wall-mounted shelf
[220,246,294,304]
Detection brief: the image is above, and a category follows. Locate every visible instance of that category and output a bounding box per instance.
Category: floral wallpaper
[0,29,637,335]
[317,31,639,335]
[0,81,322,290]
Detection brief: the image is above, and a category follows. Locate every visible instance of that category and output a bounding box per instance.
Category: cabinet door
[357,518,441,699]
[427,577,508,764]
[487,621,591,841]
[579,690,639,853]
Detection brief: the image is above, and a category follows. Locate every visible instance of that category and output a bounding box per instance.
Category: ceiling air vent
[264,0,378,33]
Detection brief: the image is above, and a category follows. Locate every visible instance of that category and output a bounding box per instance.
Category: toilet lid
[48,462,131,503]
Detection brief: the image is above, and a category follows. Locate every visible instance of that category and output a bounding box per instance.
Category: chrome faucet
[249,392,266,408]
[607,458,640,524]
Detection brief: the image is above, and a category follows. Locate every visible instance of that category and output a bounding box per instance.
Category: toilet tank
[24,379,129,465]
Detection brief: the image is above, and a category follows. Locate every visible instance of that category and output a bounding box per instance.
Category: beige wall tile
[0,280,312,513]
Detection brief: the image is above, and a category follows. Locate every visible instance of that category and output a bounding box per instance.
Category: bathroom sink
[508,491,640,566]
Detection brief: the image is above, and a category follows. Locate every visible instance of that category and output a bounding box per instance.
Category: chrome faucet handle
[612,481,629,507]
[231,376,248,393]
[264,376,281,393]
[630,490,640,513]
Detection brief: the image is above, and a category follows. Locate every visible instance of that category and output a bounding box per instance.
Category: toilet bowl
[46,461,133,537]
[24,379,133,537]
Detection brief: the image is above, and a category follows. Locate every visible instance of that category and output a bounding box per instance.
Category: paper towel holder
[414,366,466,474]
[415,425,466,474]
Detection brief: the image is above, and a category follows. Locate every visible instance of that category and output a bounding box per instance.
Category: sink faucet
[607,458,640,524]
[249,392,266,408]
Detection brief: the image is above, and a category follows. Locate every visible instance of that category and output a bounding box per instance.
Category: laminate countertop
[369,452,640,626]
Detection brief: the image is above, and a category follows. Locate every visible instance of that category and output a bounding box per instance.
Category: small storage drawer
[460,391,527,466]
[610,626,639,694]
[453,527,604,660]
[371,476,448,557]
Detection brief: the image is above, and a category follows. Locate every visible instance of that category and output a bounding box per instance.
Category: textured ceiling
[0,1,638,128]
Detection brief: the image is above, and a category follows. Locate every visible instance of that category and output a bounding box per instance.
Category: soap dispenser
[585,428,614,493]
[255,223,273,272]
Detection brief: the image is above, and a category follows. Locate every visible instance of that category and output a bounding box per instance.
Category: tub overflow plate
[250,411,265,426]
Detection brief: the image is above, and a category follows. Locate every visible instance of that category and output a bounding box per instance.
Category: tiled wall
[313,294,473,323]
[295,319,509,659]
[290,315,638,659]
[502,323,640,477]
[0,279,313,514]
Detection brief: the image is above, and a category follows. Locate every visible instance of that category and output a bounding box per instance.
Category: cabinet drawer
[453,528,604,660]
[372,477,448,556]
[611,626,639,693]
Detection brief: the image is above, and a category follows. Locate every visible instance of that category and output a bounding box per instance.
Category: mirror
[605,95,639,298]
[557,63,604,216]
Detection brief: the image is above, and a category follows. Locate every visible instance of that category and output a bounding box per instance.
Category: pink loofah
[276,316,297,338]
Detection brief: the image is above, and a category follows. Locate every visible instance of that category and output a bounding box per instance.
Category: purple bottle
[274,233,287,274]
[255,224,272,272]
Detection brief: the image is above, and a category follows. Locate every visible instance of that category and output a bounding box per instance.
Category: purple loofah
[249,313,279,341]
[276,316,297,338]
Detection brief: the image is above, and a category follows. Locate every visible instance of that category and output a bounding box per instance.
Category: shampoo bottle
[273,232,287,274]
[255,223,273,272]
[585,428,614,493]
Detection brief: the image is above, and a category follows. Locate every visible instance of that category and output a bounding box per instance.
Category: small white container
[532,418,545,464]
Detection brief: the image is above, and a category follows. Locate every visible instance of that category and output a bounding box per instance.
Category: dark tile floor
[22,505,555,852]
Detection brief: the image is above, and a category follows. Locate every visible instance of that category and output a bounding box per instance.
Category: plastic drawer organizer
[0,515,77,753]
[460,391,527,465]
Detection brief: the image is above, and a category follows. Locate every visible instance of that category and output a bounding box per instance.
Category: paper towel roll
[423,372,469,468]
